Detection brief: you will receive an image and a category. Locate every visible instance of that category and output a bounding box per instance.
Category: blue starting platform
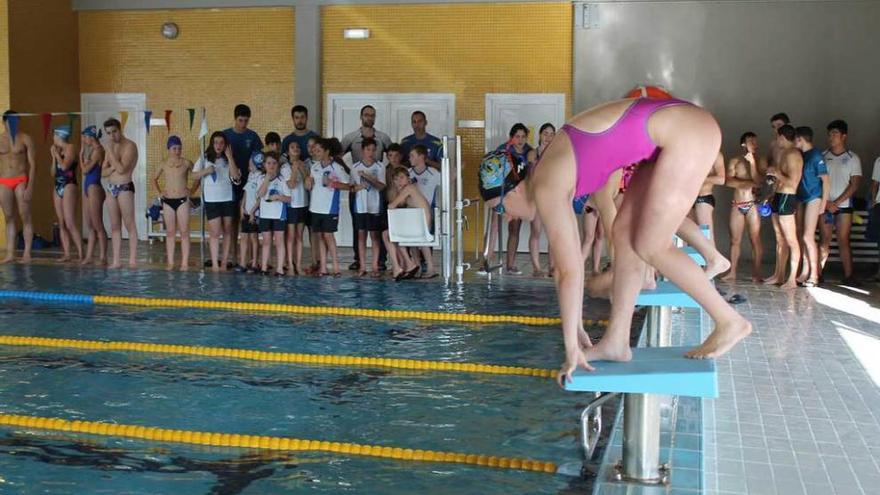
[564,346,718,398]
[682,246,706,266]
[635,280,700,308]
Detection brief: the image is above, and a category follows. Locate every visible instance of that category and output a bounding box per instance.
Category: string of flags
[4,108,207,144]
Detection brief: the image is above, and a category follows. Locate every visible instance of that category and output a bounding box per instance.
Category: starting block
[635,280,700,308]
[564,346,718,398]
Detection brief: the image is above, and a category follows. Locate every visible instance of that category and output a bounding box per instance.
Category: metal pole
[440,136,452,282]
[454,136,467,284]
[617,303,669,484]
[199,108,206,266]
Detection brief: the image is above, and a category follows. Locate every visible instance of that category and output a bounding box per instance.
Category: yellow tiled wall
[79,7,296,206]
[322,2,572,250]
[7,0,79,240]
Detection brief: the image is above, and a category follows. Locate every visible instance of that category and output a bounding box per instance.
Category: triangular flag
[6,113,19,144]
[67,113,78,134]
[144,110,152,134]
[198,108,208,139]
[120,111,129,131]
[40,113,52,141]
[187,108,195,131]
[164,110,172,132]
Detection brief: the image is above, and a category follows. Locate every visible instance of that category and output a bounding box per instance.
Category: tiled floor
[704,280,880,495]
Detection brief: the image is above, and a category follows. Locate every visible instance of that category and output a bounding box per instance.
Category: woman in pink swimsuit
[485,98,752,383]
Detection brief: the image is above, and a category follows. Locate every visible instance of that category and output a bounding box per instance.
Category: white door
[325,93,455,247]
[485,93,566,253]
[80,93,148,241]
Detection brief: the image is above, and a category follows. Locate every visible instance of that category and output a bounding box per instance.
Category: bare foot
[179,265,188,272]
[20,253,31,264]
[780,279,797,290]
[720,271,737,282]
[109,262,122,269]
[705,255,731,280]
[751,275,762,283]
[80,257,92,265]
[1,255,13,264]
[685,317,752,359]
[58,256,70,263]
[762,276,779,285]
[584,341,633,363]
[128,259,137,269]
[211,265,221,273]
[166,264,174,271]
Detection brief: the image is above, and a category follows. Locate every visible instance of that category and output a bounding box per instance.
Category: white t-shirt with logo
[823,150,862,208]
[284,162,309,209]
[409,166,441,207]
[309,161,350,215]
[258,174,292,220]
[351,161,386,214]
[242,171,263,214]
[193,156,233,203]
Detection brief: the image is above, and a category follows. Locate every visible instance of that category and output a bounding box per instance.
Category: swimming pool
[0,264,632,494]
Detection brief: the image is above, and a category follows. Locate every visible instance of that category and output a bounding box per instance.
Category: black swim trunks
[771,193,797,216]
[162,197,188,212]
[694,194,716,208]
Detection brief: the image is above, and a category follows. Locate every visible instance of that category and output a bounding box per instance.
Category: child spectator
[236,151,264,273]
[284,140,310,275]
[255,151,291,276]
[351,138,387,276]
[306,138,350,276]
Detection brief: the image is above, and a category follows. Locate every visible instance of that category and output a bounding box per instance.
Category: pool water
[0,264,629,494]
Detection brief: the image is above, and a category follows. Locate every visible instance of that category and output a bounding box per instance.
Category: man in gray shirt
[340,105,392,163]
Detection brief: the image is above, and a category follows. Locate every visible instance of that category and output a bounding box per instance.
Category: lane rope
[0,413,558,474]
[0,290,612,327]
[0,335,557,379]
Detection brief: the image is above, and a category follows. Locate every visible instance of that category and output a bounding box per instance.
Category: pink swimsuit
[562,98,691,197]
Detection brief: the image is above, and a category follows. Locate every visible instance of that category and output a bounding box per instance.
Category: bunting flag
[119,111,129,131]
[67,113,78,134]
[187,108,195,131]
[164,110,172,132]
[6,113,19,144]
[40,113,52,141]
[198,108,208,139]
[144,110,153,134]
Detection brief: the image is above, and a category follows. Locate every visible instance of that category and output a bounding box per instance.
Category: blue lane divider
[0,290,94,305]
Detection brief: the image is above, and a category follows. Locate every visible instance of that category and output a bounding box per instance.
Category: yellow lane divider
[0,413,557,474]
[90,294,607,327]
[0,335,557,379]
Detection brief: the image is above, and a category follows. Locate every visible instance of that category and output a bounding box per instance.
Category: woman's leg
[62,186,83,261]
[87,187,107,264]
[221,216,234,269]
[208,217,222,271]
[53,193,71,261]
[260,231,272,272]
[286,223,295,272]
[274,230,285,274]
[162,203,177,270]
[676,216,730,279]
[325,233,339,274]
[294,224,304,274]
[529,216,544,275]
[82,192,95,264]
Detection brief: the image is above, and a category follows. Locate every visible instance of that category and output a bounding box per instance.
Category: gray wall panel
[574,0,880,261]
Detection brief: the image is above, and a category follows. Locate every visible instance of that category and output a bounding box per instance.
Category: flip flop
[726,294,747,305]
[403,267,420,280]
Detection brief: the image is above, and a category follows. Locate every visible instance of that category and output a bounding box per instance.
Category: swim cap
[167,135,182,149]
[81,125,99,139]
[251,151,265,170]
[478,148,525,202]
[54,125,72,140]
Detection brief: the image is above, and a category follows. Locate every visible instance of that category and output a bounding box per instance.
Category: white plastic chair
[387,208,439,248]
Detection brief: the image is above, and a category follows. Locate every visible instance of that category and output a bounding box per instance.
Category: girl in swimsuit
[486,98,752,383]
[50,125,83,263]
[79,126,107,265]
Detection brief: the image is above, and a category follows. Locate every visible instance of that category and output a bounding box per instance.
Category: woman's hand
[557,346,593,387]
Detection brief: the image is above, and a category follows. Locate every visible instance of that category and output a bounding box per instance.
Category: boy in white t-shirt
[236,151,264,273]
[820,120,862,283]
[351,138,387,276]
[254,151,292,276]
[305,138,350,276]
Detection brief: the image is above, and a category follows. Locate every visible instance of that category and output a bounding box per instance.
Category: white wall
[574,0,880,258]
